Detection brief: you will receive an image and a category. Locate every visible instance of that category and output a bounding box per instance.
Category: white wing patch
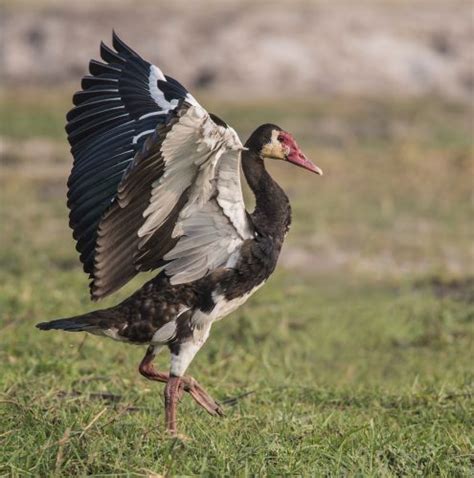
[93,100,253,296]
[216,149,252,240]
[138,107,208,238]
[164,201,244,283]
[148,64,200,112]
[149,65,178,110]
[137,104,252,284]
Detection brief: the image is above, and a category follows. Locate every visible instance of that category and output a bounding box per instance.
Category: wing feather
[90,102,252,299]
[66,34,251,300]
[66,32,196,277]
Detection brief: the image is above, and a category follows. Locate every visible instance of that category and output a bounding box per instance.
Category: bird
[36,32,323,435]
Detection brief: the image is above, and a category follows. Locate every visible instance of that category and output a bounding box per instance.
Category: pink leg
[138,347,169,383]
[164,375,182,435]
[138,346,223,417]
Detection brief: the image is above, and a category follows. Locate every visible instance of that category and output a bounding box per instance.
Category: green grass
[0,91,473,476]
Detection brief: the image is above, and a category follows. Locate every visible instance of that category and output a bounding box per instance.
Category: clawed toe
[139,350,224,427]
[182,377,224,416]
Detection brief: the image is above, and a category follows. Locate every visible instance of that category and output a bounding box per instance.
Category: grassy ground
[0,89,473,476]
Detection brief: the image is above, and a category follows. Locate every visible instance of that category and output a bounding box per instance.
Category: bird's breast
[192,282,265,327]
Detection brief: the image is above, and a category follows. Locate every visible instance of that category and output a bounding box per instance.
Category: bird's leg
[139,345,169,382]
[164,322,223,430]
[139,345,185,402]
[139,341,223,421]
[140,367,222,416]
[164,375,183,435]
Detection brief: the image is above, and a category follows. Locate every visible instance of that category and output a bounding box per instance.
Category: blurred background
[1,0,472,281]
[0,0,473,475]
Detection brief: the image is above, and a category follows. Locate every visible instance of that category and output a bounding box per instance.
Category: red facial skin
[278,132,323,175]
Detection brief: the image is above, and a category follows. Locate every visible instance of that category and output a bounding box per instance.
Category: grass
[0,90,473,476]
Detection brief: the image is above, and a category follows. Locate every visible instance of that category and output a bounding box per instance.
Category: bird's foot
[139,356,223,417]
[181,376,225,417]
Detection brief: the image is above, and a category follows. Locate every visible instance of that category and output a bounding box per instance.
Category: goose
[37,32,323,435]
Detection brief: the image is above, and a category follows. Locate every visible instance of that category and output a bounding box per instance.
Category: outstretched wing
[66,32,198,276]
[92,102,253,299]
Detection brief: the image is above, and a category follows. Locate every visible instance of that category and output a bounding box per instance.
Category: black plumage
[37,33,322,435]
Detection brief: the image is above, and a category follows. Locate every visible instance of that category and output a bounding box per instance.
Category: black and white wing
[93,101,253,299]
[66,33,253,300]
[66,32,198,276]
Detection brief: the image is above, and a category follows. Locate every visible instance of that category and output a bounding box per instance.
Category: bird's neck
[242,149,291,237]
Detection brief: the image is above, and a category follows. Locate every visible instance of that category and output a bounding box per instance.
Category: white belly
[193,282,265,327]
[169,283,265,376]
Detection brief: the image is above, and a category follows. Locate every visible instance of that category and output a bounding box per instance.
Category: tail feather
[36,312,109,332]
[36,315,99,332]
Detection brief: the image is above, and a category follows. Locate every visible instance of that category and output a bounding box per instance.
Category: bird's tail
[36,310,111,333]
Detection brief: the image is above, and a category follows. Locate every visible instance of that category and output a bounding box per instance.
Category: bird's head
[246,124,323,175]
